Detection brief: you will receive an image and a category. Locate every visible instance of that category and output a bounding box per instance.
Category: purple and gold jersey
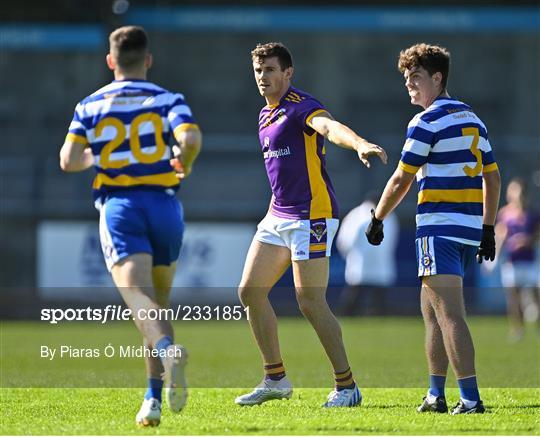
[497,206,540,263]
[65,79,197,205]
[259,86,338,220]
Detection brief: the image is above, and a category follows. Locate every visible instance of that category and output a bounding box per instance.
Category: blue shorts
[99,189,184,271]
[415,236,476,277]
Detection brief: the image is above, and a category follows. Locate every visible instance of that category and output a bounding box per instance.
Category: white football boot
[235,377,293,406]
[323,384,362,407]
[162,344,188,412]
[135,397,161,427]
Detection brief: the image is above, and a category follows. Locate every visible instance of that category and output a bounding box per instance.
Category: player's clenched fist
[365,209,384,245]
[476,225,496,263]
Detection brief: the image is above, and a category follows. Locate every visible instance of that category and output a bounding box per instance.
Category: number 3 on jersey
[96,112,167,169]
[462,127,482,177]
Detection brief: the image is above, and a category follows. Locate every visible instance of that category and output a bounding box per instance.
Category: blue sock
[428,374,446,398]
[144,378,163,402]
[155,336,173,366]
[457,376,480,402]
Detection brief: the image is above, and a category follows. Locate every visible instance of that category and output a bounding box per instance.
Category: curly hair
[251,42,293,71]
[398,43,450,88]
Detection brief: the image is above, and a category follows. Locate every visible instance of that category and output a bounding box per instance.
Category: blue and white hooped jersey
[65,79,197,205]
[399,96,498,246]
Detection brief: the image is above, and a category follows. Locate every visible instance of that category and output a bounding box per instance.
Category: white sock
[461,398,478,408]
[426,392,438,403]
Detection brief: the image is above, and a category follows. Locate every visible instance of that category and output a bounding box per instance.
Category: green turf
[1,388,539,435]
[1,317,539,434]
[1,317,538,388]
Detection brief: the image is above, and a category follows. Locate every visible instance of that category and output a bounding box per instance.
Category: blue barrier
[125,6,540,33]
[0,24,104,50]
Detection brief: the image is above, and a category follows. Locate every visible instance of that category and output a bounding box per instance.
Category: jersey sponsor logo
[295,250,306,256]
[102,90,154,99]
[452,111,475,120]
[263,146,291,159]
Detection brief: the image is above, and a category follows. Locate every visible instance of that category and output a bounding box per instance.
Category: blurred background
[1,0,539,321]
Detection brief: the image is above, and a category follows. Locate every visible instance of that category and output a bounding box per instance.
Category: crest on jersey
[276,109,287,125]
[310,221,327,242]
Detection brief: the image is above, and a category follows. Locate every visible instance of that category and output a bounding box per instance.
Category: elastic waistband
[94,187,176,210]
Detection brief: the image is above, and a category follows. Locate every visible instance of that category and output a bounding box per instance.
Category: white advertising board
[37,221,254,303]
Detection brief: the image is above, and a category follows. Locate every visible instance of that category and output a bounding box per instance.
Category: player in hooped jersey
[235,42,387,408]
[366,44,501,414]
[60,26,201,426]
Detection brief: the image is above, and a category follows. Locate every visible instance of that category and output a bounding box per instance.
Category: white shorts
[254,214,339,261]
[501,262,539,288]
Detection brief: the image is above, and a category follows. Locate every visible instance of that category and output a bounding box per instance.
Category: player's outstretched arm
[171,124,202,180]
[59,139,94,172]
[307,111,387,168]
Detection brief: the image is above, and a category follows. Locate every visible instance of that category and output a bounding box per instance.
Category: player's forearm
[60,147,94,172]
[324,120,368,152]
[177,129,202,169]
[375,170,414,220]
[482,169,501,226]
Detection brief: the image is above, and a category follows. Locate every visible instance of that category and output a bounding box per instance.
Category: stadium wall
[1,6,538,307]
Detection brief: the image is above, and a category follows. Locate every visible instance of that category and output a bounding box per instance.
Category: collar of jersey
[429,95,457,109]
[433,95,455,104]
[265,86,293,109]
[112,78,150,83]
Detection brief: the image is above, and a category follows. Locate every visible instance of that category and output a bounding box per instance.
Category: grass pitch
[1,317,539,435]
[2,387,539,435]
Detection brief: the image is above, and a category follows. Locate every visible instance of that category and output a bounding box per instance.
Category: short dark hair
[109,26,148,70]
[398,43,450,89]
[251,42,293,71]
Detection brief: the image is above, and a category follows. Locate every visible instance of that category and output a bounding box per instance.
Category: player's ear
[106,54,115,71]
[285,66,294,80]
[432,71,442,87]
[145,53,153,69]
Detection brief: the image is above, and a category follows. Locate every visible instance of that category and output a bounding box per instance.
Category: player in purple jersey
[496,177,540,342]
[59,26,201,427]
[366,44,501,414]
[235,42,387,408]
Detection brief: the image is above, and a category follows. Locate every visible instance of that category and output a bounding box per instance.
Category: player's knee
[238,285,264,306]
[421,304,437,324]
[237,286,249,306]
[422,311,439,328]
[297,301,314,320]
[296,293,323,318]
[435,307,467,330]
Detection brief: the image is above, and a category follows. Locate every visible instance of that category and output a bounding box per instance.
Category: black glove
[366,209,384,245]
[476,224,495,263]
